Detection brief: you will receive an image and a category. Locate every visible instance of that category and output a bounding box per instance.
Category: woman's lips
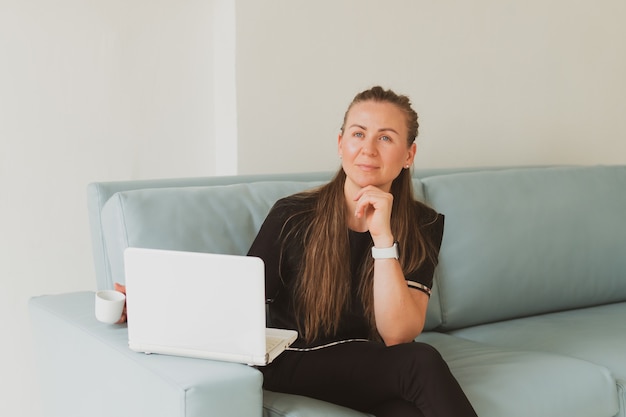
[356,164,379,171]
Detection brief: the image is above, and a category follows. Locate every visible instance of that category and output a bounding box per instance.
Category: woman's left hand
[114,282,127,324]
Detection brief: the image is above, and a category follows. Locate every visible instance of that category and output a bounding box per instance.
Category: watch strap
[371,242,399,259]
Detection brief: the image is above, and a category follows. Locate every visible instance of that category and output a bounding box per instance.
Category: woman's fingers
[114,282,127,323]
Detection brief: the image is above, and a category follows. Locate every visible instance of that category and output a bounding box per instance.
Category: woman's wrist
[372,234,395,249]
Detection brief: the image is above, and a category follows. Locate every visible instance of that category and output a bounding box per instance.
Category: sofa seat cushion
[263,391,372,417]
[416,332,619,417]
[450,302,626,381]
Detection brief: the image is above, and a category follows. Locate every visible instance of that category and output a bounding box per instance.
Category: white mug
[95,290,126,324]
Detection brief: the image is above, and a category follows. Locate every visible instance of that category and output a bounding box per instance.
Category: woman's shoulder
[273,190,318,212]
[267,191,319,224]
[411,200,443,226]
[410,200,445,249]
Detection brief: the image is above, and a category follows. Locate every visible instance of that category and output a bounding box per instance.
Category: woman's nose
[361,137,377,155]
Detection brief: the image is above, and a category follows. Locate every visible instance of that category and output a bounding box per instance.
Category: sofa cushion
[100,181,324,283]
[450,301,626,381]
[416,332,619,417]
[422,165,626,329]
[263,391,372,417]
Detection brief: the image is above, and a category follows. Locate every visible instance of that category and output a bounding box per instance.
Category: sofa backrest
[423,165,626,330]
[90,165,618,334]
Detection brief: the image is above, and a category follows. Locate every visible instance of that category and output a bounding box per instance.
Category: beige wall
[0,1,214,415]
[236,0,626,174]
[1,1,625,416]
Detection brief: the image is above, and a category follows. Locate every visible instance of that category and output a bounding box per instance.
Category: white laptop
[123,247,298,366]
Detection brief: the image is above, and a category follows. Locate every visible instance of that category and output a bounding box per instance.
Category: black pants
[261,341,478,417]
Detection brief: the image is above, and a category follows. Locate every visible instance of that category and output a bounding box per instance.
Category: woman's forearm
[372,258,428,346]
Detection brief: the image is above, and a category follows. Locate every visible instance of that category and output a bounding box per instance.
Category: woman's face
[339,100,416,193]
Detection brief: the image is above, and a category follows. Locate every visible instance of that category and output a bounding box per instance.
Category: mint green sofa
[30,165,626,417]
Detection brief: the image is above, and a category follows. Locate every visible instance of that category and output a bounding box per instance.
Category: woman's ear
[406,142,417,167]
[337,133,343,157]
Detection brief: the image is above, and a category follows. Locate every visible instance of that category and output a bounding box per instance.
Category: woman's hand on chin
[353,185,394,246]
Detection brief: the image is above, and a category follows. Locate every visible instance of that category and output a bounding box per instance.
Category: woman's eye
[380,135,391,142]
[354,132,364,138]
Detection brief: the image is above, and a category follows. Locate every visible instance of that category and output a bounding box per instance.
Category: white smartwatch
[371,242,399,260]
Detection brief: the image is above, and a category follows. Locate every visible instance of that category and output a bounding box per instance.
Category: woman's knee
[390,342,448,373]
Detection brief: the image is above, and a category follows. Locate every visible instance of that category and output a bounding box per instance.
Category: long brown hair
[289,86,438,343]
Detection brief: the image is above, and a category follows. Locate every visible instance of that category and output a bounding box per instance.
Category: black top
[247,194,445,348]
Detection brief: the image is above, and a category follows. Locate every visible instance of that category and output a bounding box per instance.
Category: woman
[248,86,477,417]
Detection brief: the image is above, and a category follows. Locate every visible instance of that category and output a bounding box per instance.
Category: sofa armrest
[29,292,263,417]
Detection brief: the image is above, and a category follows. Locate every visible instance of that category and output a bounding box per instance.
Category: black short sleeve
[405,212,445,293]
